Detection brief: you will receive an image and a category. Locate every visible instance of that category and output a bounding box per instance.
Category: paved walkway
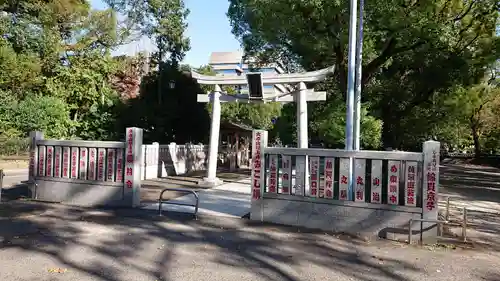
[1,202,500,281]
[142,178,251,218]
[438,163,500,251]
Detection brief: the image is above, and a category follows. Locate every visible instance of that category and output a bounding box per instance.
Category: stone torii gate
[191,66,335,187]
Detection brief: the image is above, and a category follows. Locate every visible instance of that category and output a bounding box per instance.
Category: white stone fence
[28,127,143,207]
[250,129,441,243]
[140,143,208,180]
[140,142,251,180]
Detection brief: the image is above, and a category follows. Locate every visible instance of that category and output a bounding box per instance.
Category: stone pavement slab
[142,178,251,218]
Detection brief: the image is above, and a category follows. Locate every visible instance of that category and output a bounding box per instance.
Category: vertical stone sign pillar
[70,147,79,179]
[370,160,382,203]
[295,157,306,196]
[354,159,366,202]
[281,156,292,194]
[29,131,43,198]
[309,157,320,197]
[267,155,278,193]
[115,149,124,182]
[46,146,54,177]
[107,149,116,181]
[422,140,440,243]
[323,158,334,199]
[387,161,400,205]
[97,148,106,181]
[88,148,97,180]
[405,162,417,206]
[250,130,268,221]
[54,147,62,177]
[339,158,350,200]
[79,148,88,180]
[124,127,143,207]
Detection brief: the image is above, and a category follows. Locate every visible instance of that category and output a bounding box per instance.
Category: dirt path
[439,163,500,250]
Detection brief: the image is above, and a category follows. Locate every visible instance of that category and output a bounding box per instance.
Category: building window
[211,63,242,66]
[216,69,239,74]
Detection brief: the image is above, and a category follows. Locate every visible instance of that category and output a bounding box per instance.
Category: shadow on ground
[440,163,500,204]
[0,201,429,281]
[1,183,31,201]
[443,155,500,169]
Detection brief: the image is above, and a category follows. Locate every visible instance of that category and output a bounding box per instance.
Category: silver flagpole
[353,0,364,151]
[345,0,358,200]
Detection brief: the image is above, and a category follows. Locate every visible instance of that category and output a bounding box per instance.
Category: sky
[90,0,241,67]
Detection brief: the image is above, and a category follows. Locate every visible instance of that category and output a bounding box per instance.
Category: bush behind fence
[0,137,30,157]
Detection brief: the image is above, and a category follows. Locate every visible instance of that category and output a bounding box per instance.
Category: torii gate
[191,66,335,187]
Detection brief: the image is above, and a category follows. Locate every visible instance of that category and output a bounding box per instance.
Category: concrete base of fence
[251,194,437,243]
[32,178,133,207]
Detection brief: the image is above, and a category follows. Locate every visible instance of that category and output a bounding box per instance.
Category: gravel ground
[0,202,499,281]
[0,159,29,170]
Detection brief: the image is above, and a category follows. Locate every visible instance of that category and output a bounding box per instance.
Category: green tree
[44,52,122,139]
[15,95,73,139]
[441,84,500,156]
[227,0,499,149]
[104,0,190,64]
[0,0,132,144]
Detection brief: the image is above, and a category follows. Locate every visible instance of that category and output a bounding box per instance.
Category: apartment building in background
[208,51,289,94]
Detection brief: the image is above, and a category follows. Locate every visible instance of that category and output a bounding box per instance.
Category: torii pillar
[192,66,335,189]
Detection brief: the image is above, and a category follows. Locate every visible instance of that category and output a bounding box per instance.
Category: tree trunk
[381,104,397,150]
[381,124,396,150]
[471,125,481,158]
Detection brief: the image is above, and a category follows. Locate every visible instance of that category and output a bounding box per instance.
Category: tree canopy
[1,0,499,157]
[0,0,197,154]
[227,0,500,152]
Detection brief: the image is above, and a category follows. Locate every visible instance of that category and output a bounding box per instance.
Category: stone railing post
[123,127,143,207]
[29,131,44,198]
[250,130,268,221]
[422,140,440,243]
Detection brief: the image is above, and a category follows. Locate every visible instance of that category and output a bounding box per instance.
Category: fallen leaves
[48,268,68,273]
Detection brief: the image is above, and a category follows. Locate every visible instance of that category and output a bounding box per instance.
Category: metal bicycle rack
[158,188,199,218]
[408,206,468,245]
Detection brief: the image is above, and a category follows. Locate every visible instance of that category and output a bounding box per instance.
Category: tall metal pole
[353,0,364,151]
[345,0,358,200]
